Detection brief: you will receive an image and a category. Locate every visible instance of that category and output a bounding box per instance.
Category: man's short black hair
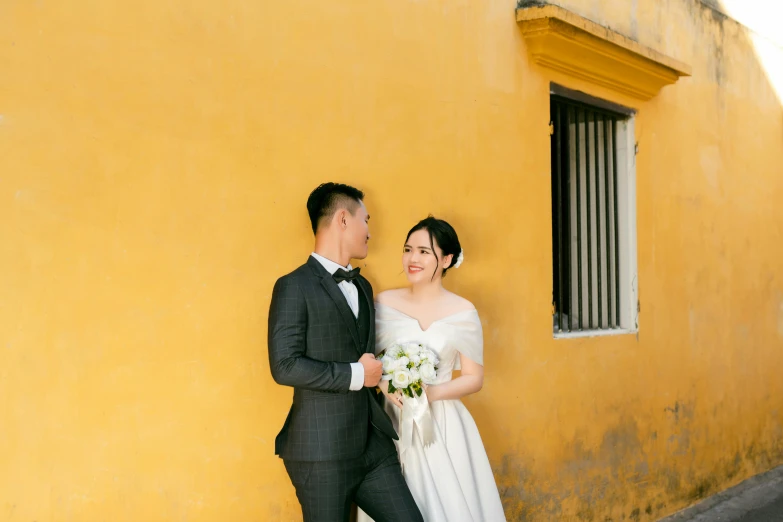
[306,183,365,234]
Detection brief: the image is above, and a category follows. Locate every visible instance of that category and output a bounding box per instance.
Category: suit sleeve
[268,276,353,392]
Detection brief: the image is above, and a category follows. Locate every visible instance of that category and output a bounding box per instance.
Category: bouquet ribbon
[399,392,436,460]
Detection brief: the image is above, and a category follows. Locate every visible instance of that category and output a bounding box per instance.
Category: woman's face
[403,229,452,284]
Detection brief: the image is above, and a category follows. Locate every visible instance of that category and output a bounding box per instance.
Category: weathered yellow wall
[1,0,782,520]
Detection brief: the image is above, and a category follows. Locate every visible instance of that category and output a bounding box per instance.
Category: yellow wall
[1,0,782,520]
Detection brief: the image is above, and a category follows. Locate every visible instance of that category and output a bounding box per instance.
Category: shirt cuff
[349,362,365,391]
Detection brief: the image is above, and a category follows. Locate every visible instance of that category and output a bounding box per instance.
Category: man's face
[344,200,370,260]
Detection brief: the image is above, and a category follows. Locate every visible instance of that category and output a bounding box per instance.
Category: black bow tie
[333,267,360,284]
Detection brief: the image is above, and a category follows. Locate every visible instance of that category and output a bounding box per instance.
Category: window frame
[550,85,639,339]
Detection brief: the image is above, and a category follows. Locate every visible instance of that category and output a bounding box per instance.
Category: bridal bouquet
[377,341,440,453]
[378,341,439,398]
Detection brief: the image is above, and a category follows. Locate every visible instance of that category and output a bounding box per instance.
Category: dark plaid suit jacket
[268,256,397,462]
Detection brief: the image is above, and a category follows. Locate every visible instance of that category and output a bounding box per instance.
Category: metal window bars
[551,96,623,333]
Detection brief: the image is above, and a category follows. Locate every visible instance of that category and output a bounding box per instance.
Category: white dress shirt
[310,253,365,391]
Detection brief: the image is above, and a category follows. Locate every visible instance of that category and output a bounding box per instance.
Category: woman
[358,216,505,522]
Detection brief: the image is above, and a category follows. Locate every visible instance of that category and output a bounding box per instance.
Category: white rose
[403,343,420,357]
[392,369,412,389]
[396,356,410,369]
[387,345,403,358]
[419,362,437,384]
[381,355,395,373]
[409,353,421,365]
[409,368,421,382]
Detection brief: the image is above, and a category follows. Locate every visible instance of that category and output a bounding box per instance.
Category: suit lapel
[354,276,375,354]
[308,257,362,354]
[320,276,362,352]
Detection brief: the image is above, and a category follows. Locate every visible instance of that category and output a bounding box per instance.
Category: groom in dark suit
[268,183,422,522]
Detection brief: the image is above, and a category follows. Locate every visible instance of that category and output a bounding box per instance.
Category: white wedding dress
[357,303,506,522]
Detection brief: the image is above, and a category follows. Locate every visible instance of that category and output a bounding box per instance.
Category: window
[550,88,638,336]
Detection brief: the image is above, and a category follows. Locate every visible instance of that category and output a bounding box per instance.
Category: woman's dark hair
[405,216,462,279]
[306,182,364,234]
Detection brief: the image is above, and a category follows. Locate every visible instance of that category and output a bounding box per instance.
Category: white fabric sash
[399,393,436,464]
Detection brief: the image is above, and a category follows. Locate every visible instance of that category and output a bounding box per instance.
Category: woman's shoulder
[376,288,408,306]
[442,291,476,315]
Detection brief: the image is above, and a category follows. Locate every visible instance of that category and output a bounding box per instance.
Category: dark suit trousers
[283,427,423,522]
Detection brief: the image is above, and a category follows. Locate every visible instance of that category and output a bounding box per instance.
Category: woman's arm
[425,353,484,402]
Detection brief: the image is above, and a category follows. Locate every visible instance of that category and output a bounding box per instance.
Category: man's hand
[359,353,383,387]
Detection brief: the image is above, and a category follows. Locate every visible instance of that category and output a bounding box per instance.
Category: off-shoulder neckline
[375,302,478,332]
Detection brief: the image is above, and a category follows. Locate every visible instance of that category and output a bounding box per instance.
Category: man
[268,183,422,522]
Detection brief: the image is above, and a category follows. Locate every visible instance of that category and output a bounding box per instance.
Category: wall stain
[495,454,568,521]
[494,401,783,521]
[664,401,694,424]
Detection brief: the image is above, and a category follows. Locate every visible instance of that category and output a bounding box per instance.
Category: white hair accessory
[453,250,464,268]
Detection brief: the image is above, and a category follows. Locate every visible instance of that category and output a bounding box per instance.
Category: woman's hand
[379,379,403,409]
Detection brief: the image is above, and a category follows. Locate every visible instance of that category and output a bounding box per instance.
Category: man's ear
[335,209,348,229]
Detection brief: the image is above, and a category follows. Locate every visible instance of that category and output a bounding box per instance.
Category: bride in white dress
[358,217,506,522]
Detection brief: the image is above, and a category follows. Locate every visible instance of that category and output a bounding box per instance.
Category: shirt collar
[310,252,352,276]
